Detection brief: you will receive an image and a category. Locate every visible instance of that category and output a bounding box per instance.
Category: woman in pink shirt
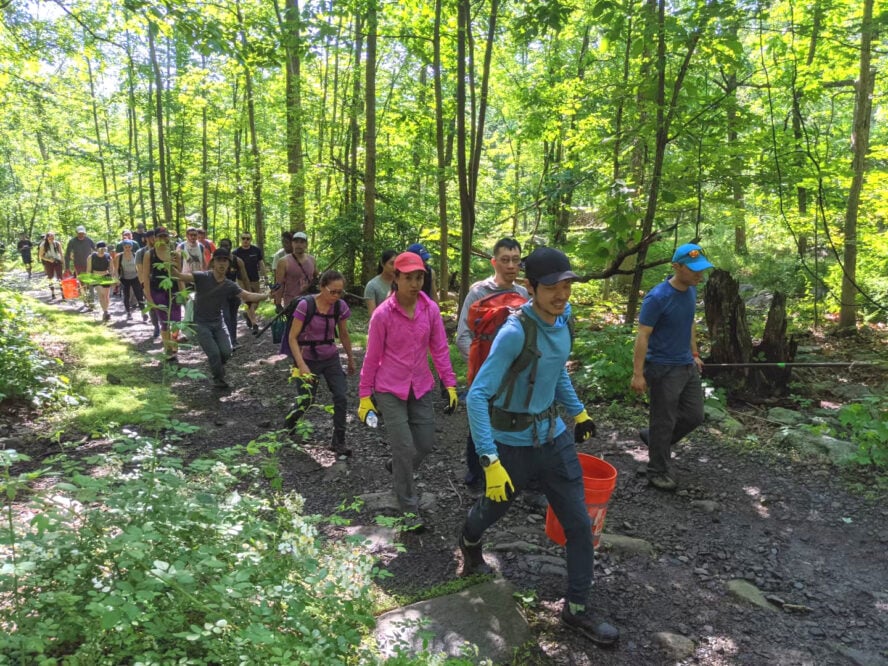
[358,252,459,531]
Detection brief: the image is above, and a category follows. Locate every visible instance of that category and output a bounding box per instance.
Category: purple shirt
[291,296,351,361]
[359,291,456,400]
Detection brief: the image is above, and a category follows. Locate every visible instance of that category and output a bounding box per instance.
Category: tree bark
[838,0,875,330]
[362,0,377,285]
[276,0,306,233]
[147,22,172,227]
[433,0,450,302]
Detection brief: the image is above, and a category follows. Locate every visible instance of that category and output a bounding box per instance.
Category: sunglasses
[241,236,251,240]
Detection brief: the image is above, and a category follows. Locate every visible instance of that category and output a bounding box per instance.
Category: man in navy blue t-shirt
[630,243,714,491]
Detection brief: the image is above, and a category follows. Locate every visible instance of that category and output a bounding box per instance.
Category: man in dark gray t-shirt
[173,248,269,389]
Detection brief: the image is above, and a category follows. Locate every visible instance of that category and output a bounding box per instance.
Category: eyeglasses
[326,288,344,296]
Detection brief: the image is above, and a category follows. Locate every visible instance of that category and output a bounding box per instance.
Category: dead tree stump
[703,269,797,399]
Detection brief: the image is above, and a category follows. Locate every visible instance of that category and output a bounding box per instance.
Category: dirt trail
[11,272,888,665]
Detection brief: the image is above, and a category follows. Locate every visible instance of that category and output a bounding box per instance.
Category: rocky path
[13,271,888,665]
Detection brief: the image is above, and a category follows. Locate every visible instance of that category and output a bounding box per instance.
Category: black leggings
[120,277,145,312]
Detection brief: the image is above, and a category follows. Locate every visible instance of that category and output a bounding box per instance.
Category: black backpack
[290,295,343,357]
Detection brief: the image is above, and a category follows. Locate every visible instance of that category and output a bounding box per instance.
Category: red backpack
[466,291,530,386]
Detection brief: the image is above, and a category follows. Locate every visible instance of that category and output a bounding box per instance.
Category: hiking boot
[561,603,619,647]
[458,533,492,576]
[648,472,677,492]
[102,312,111,322]
[212,377,230,390]
[639,428,650,446]
[331,433,352,458]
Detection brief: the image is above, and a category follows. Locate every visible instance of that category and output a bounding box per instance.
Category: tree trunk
[362,0,377,285]
[85,54,113,235]
[625,0,706,325]
[838,0,875,331]
[236,0,266,250]
[456,0,473,309]
[704,269,797,398]
[147,22,172,227]
[433,0,449,302]
[276,0,306,233]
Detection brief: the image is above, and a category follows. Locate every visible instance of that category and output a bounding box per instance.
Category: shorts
[150,290,183,331]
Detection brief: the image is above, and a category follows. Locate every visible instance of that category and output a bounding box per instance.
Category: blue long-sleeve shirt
[466,302,583,457]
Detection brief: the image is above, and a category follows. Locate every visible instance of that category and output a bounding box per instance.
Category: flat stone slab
[374,579,531,664]
[358,491,437,513]
[341,525,399,552]
[726,579,778,611]
[598,533,655,558]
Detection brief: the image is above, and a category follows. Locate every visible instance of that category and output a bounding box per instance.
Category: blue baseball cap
[672,243,714,271]
[406,243,431,262]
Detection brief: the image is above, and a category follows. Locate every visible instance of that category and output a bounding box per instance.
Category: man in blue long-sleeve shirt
[459,247,618,648]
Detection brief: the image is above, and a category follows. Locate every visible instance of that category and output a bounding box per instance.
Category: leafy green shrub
[0,292,76,406]
[571,325,636,401]
[832,396,888,467]
[1,430,379,664]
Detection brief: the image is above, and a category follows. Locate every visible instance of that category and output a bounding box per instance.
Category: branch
[576,221,679,281]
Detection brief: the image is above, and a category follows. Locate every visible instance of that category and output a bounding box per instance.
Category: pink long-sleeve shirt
[359,291,456,400]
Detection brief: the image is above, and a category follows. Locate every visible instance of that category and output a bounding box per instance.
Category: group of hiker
[16,221,717,649]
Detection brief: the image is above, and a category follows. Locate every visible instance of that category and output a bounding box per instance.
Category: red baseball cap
[394,252,427,273]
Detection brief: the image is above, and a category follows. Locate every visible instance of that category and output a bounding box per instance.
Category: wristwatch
[479,454,499,468]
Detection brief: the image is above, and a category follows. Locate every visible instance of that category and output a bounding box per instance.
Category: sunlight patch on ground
[743,485,771,518]
[624,445,649,463]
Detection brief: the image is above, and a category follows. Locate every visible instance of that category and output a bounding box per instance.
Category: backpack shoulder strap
[300,295,317,330]
[491,310,541,411]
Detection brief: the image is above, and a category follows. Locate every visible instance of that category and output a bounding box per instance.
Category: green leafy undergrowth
[571,325,636,401]
[1,425,380,665]
[832,396,888,468]
[25,295,174,434]
[0,291,76,407]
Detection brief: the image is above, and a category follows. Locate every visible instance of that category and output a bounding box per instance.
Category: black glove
[573,409,597,442]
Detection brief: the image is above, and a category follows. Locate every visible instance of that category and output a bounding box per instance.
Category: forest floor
[6,270,888,665]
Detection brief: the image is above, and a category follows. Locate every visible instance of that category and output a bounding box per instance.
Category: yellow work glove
[444,387,459,415]
[483,460,515,503]
[574,409,597,442]
[358,396,377,425]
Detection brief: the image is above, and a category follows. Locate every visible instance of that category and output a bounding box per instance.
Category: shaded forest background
[1,0,886,326]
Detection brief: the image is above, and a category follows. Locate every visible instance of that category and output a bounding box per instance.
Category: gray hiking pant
[644,362,704,474]
[194,320,232,381]
[374,390,436,514]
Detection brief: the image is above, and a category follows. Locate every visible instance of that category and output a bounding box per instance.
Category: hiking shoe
[561,603,619,647]
[465,477,485,497]
[648,472,677,492]
[102,312,111,322]
[212,377,230,390]
[458,533,492,576]
[332,442,353,458]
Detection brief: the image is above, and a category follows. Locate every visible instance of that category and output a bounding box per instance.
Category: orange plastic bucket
[61,277,80,299]
[545,453,617,549]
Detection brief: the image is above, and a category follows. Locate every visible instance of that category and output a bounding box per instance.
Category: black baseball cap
[212,248,231,260]
[522,247,578,285]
